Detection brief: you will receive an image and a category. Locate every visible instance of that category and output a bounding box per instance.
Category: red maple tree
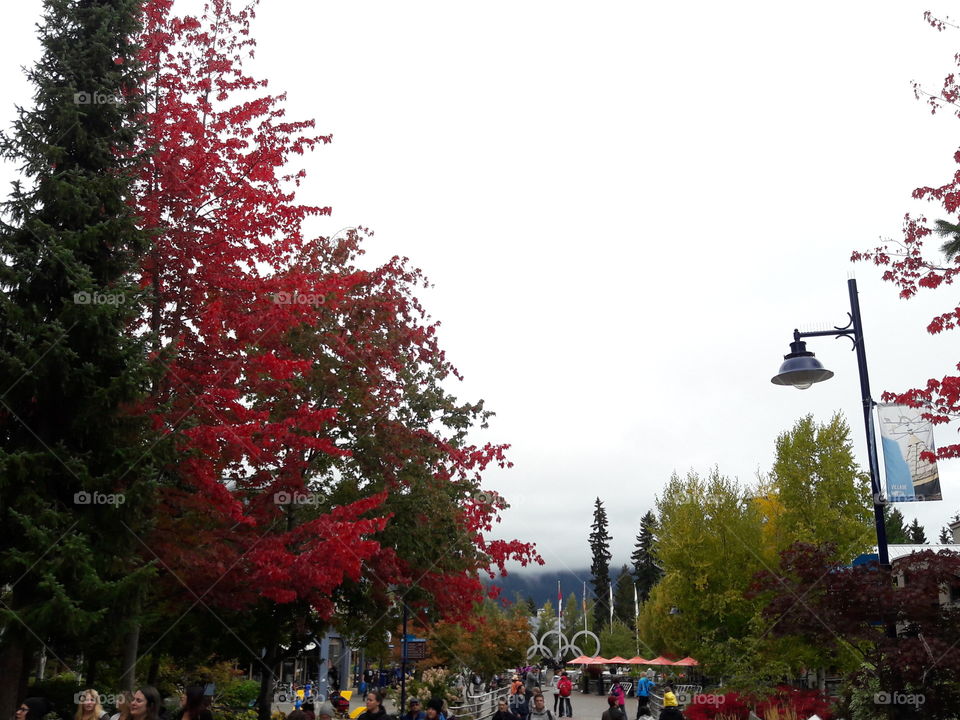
[852,12,960,460]
[129,0,540,696]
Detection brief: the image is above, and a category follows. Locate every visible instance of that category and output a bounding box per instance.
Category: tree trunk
[120,591,142,691]
[85,654,99,688]
[147,652,161,686]
[0,628,27,720]
[257,640,278,720]
[816,667,825,693]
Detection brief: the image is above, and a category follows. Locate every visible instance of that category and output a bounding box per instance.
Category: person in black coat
[492,699,519,720]
[357,691,395,720]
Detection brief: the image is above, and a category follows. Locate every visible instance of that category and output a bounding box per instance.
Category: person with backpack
[609,682,626,711]
[526,693,554,720]
[555,672,572,718]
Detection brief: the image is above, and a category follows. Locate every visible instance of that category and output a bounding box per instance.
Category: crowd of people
[14,667,686,720]
[493,665,683,720]
[14,687,211,720]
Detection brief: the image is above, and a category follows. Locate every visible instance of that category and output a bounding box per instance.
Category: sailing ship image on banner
[877,404,942,502]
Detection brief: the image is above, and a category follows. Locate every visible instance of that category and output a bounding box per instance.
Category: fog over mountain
[488,567,633,608]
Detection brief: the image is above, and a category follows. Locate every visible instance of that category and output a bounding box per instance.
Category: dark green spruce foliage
[589,497,612,631]
[630,510,661,602]
[0,0,152,666]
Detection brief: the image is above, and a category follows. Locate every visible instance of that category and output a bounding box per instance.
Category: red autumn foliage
[133,0,540,624]
[851,12,960,459]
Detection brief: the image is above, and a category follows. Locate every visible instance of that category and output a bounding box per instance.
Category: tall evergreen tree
[884,506,912,544]
[0,0,153,708]
[907,517,928,544]
[589,497,612,631]
[939,525,951,544]
[631,510,662,602]
[612,564,635,626]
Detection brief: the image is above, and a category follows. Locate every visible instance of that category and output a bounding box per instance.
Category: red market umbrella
[569,655,593,664]
[607,656,629,664]
[645,656,675,665]
[626,657,650,664]
[589,656,610,664]
[672,657,699,666]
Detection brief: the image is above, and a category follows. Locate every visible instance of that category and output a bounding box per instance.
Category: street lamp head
[771,339,834,390]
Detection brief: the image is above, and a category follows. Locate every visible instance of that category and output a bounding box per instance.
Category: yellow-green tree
[640,468,764,661]
[757,413,874,563]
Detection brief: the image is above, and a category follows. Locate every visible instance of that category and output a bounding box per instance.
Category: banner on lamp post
[878,404,942,502]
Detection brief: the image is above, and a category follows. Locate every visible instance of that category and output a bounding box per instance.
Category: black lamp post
[771,278,890,568]
[400,602,409,714]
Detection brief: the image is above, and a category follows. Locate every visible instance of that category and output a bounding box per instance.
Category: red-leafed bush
[685,686,833,720]
[756,685,833,719]
[684,692,751,720]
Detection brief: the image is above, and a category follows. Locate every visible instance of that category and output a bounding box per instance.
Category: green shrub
[219,680,261,708]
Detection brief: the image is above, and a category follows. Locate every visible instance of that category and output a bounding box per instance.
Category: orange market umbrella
[569,655,593,663]
[607,656,629,664]
[672,657,699,666]
[589,656,610,664]
[626,657,650,664]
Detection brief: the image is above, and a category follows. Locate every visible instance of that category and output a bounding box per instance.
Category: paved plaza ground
[276,689,651,720]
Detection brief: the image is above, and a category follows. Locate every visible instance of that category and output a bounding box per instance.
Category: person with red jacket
[555,673,572,718]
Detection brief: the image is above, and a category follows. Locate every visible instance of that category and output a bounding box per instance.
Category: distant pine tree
[630,510,662,602]
[589,497,612,631]
[884,506,912,544]
[907,517,928,544]
[939,526,951,544]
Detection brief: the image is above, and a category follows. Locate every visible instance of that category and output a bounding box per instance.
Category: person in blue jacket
[634,675,655,719]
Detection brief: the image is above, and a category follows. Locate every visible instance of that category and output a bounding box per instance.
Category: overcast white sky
[3,2,960,576]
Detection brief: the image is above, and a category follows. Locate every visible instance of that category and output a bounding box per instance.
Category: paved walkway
[275,688,646,720]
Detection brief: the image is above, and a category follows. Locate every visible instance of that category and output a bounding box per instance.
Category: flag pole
[634,583,640,656]
[609,584,613,627]
[583,581,587,633]
[557,579,562,663]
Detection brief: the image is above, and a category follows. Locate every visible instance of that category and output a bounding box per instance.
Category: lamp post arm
[793,328,856,340]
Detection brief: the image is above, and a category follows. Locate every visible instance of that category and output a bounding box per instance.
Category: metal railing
[449,685,502,720]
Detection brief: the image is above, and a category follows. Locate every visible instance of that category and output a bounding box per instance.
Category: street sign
[405,640,428,660]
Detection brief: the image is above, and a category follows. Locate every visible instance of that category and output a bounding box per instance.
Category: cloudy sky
[3,2,960,578]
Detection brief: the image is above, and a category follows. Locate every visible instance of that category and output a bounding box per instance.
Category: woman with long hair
[75,690,109,720]
[176,687,211,720]
[129,687,161,720]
